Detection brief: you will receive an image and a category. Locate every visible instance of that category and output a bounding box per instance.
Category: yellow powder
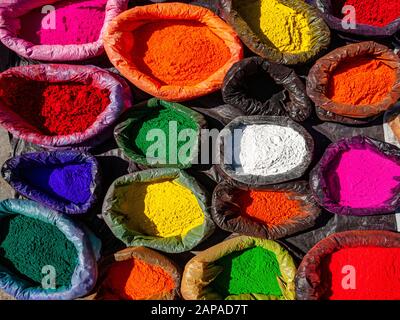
[235,0,312,53]
[120,180,204,238]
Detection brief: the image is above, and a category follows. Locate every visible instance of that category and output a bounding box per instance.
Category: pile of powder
[324,146,400,208]
[212,247,282,297]
[22,163,93,204]
[234,0,312,53]
[122,180,204,238]
[236,190,303,226]
[333,0,400,27]
[0,78,110,136]
[0,215,77,287]
[322,247,400,300]
[238,124,307,176]
[327,57,396,106]
[19,0,107,45]
[101,258,175,300]
[131,21,231,86]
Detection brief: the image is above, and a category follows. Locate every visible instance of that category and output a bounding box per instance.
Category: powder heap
[0,78,110,136]
[333,0,400,27]
[238,124,307,176]
[234,0,312,53]
[101,258,175,300]
[325,146,400,208]
[122,180,204,238]
[22,163,93,204]
[236,190,303,226]
[0,215,78,287]
[212,247,282,297]
[327,57,396,106]
[132,21,231,86]
[19,0,107,45]
[323,247,400,300]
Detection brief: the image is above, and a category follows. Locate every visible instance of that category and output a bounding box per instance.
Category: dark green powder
[0,215,78,287]
[211,247,283,297]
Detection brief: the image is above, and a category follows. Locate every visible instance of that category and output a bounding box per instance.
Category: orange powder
[101,258,175,300]
[236,190,303,226]
[327,57,396,106]
[132,21,231,86]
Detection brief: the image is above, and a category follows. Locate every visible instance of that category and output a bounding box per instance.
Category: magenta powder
[19,0,107,45]
[326,146,400,208]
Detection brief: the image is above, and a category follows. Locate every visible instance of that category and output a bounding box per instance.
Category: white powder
[237,124,307,176]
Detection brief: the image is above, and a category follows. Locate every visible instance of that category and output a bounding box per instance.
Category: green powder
[212,247,283,297]
[0,215,78,287]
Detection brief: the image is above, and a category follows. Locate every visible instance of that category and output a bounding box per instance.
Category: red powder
[323,247,400,300]
[0,78,110,136]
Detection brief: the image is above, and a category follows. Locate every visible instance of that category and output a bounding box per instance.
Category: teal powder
[0,215,78,287]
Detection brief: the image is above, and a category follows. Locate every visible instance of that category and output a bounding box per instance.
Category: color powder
[131,21,231,86]
[101,258,175,300]
[0,78,110,136]
[0,215,78,287]
[322,247,400,300]
[234,0,312,53]
[327,57,395,106]
[212,247,282,297]
[21,163,93,204]
[121,180,204,238]
[324,146,400,208]
[333,0,400,27]
[19,0,107,45]
[236,190,303,226]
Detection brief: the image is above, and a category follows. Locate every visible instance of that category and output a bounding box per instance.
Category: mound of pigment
[0,215,77,287]
[322,247,400,300]
[19,0,107,45]
[121,180,204,238]
[0,78,110,136]
[333,0,400,27]
[324,145,400,208]
[327,57,396,106]
[101,258,175,300]
[211,247,282,297]
[21,163,93,204]
[238,124,307,176]
[131,21,231,86]
[236,190,303,226]
[233,0,311,53]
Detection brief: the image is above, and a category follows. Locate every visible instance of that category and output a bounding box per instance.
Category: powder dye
[121,180,204,238]
[234,0,312,53]
[131,21,231,86]
[324,146,400,208]
[238,124,307,176]
[19,0,107,45]
[212,247,282,297]
[0,78,110,136]
[0,215,78,287]
[236,190,303,226]
[327,57,396,106]
[322,247,400,300]
[101,258,175,300]
[21,163,93,204]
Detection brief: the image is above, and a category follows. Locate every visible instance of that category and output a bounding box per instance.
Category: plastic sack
[295,230,400,300]
[0,199,101,300]
[1,150,101,215]
[181,235,296,300]
[307,41,400,122]
[102,168,215,253]
[103,3,243,102]
[222,57,312,121]
[0,64,132,149]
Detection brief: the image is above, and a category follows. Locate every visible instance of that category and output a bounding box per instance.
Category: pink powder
[326,146,400,208]
[19,0,107,45]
